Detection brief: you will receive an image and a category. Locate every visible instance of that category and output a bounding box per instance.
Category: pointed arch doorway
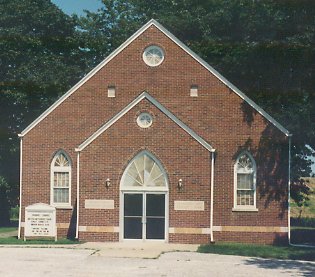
[120,151,169,241]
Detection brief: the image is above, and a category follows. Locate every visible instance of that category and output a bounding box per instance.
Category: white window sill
[232,207,258,212]
[52,205,73,210]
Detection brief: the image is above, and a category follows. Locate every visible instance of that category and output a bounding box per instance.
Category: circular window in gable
[137,113,153,128]
[143,45,164,67]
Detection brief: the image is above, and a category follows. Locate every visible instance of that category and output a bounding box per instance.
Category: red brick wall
[79,100,211,238]
[20,25,288,244]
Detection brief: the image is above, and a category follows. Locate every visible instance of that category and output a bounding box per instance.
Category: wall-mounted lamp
[105,178,111,188]
[178,179,183,190]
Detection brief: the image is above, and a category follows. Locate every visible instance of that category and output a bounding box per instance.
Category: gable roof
[75,91,215,152]
[19,19,291,137]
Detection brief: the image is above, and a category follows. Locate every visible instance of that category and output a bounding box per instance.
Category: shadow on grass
[244,258,315,277]
[198,243,315,261]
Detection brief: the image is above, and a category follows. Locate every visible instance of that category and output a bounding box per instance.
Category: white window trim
[50,151,72,208]
[233,151,258,211]
[119,150,169,242]
[120,150,169,191]
[143,45,165,67]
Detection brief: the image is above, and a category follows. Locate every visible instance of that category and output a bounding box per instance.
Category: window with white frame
[121,151,168,190]
[234,152,256,209]
[51,151,71,206]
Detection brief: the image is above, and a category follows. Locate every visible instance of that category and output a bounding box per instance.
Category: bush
[0,176,10,226]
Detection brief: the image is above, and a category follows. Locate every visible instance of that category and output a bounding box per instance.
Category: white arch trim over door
[120,151,169,192]
[119,151,169,242]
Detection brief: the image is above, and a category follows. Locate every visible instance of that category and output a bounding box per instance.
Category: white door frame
[119,190,169,242]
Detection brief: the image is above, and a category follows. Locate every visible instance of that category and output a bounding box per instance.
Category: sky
[51,0,103,15]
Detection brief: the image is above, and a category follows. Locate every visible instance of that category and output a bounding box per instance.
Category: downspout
[288,135,292,244]
[75,151,80,239]
[18,136,23,239]
[210,149,216,243]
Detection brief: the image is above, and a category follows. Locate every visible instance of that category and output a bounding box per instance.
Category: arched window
[121,151,168,191]
[234,152,257,210]
[51,151,71,207]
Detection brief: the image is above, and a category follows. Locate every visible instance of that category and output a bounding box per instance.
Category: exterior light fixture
[105,178,111,188]
[178,179,183,190]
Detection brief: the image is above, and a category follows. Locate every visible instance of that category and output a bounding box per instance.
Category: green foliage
[0,0,87,212]
[0,227,17,233]
[77,0,315,205]
[198,242,315,261]
[10,206,19,221]
[74,0,143,68]
[1,0,314,210]
[0,176,10,225]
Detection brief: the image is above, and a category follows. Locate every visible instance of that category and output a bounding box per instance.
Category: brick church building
[18,20,291,244]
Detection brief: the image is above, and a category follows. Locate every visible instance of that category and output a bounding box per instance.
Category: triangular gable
[75,92,215,152]
[19,19,290,137]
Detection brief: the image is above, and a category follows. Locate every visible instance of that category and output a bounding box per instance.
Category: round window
[143,45,164,67]
[137,113,153,128]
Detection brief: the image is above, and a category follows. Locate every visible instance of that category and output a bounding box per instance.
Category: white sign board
[174,201,205,211]
[25,203,57,240]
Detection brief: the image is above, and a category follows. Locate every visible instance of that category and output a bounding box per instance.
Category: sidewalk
[78,241,198,258]
[0,235,198,259]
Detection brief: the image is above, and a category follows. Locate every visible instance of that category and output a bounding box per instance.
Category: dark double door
[123,193,166,240]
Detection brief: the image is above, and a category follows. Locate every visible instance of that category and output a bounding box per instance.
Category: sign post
[25,203,57,241]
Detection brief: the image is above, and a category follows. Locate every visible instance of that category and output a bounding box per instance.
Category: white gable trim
[19,20,156,137]
[19,19,290,137]
[75,92,215,152]
[150,20,290,136]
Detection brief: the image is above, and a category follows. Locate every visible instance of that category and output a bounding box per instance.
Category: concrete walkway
[0,247,314,277]
[78,241,199,258]
[1,241,198,259]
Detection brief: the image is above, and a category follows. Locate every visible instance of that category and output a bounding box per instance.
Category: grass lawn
[0,227,17,233]
[0,236,79,245]
[198,242,315,261]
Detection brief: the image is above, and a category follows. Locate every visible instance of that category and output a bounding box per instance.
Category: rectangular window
[190,85,198,97]
[237,173,254,206]
[53,172,70,204]
[108,86,116,97]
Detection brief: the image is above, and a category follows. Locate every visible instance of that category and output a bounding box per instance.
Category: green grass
[0,236,80,245]
[0,227,17,233]
[291,226,315,230]
[198,242,315,261]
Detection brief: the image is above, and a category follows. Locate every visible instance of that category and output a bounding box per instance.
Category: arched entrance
[120,151,168,241]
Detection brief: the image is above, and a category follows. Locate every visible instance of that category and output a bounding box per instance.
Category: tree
[74,0,143,68]
[0,0,86,224]
[76,0,315,204]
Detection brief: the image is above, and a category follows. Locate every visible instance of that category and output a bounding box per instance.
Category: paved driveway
[0,247,314,276]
